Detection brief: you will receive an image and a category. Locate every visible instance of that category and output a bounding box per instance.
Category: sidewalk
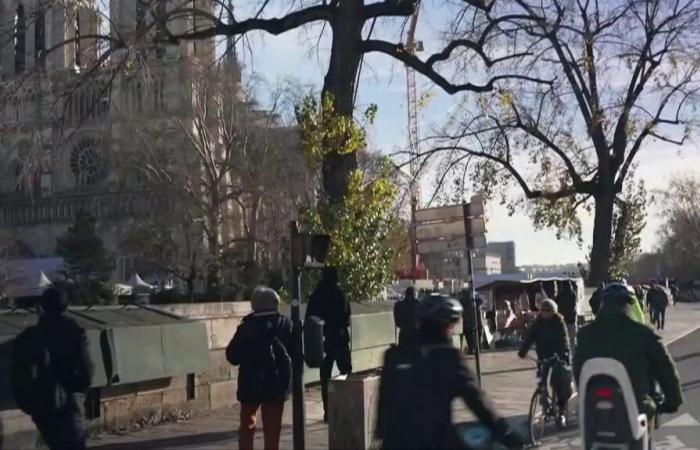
[88,303,700,450]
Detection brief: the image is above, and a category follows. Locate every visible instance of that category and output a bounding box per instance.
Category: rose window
[70,140,104,186]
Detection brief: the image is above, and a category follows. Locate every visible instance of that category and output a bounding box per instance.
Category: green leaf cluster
[295,93,377,171]
[297,95,397,302]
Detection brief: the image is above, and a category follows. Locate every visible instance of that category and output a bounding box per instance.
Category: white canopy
[128,273,155,291]
[38,271,53,288]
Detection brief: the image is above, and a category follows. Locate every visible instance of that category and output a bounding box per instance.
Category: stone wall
[0,301,412,449]
[0,302,252,450]
[96,302,252,431]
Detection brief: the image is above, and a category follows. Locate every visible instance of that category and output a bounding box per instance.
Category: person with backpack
[11,287,93,450]
[306,267,352,422]
[394,286,420,347]
[376,294,527,450]
[226,286,292,450]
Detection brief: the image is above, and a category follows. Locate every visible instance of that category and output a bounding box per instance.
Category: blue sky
[228,6,700,266]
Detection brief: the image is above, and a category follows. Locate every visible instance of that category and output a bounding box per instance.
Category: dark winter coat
[555,287,577,325]
[394,296,420,346]
[306,281,351,337]
[377,329,510,450]
[574,306,683,417]
[518,314,570,364]
[37,314,94,395]
[226,312,293,404]
[648,287,670,311]
[589,289,603,315]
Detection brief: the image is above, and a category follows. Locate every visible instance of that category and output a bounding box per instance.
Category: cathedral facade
[0,0,245,282]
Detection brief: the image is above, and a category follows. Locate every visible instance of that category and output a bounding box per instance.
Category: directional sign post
[415,195,486,386]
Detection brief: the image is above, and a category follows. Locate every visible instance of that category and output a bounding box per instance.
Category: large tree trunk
[589,188,616,286]
[321,0,364,203]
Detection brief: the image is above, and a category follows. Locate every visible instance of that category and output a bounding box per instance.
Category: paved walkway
[88,303,700,450]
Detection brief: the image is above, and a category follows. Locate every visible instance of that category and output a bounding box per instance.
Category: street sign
[415,205,464,223]
[415,218,486,241]
[416,220,464,240]
[417,236,487,254]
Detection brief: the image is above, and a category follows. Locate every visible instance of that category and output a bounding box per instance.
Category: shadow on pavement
[88,429,238,450]
[681,379,700,392]
[675,352,700,362]
[482,367,535,376]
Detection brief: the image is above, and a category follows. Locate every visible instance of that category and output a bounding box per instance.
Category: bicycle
[527,355,569,445]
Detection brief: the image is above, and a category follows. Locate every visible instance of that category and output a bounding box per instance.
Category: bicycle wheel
[529,388,547,445]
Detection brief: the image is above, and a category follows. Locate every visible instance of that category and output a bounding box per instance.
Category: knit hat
[251,286,280,312]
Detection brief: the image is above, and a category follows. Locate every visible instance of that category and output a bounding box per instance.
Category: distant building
[474,251,502,275]
[486,242,517,273]
[518,263,583,279]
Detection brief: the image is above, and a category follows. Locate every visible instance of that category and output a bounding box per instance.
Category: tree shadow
[681,379,700,392]
[88,429,238,450]
[675,352,700,363]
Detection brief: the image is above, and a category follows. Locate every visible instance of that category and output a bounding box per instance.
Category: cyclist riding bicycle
[376,294,527,449]
[574,283,683,422]
[518,299,572,428]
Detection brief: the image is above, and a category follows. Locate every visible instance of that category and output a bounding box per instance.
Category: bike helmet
[419,293,463,325]
[602,282,636,306]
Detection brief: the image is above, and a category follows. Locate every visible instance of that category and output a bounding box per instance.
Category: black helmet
[419,294,463,325]
[602,282,636,307]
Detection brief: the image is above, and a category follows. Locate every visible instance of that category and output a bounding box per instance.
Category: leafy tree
[420,0,700,284]
[55,211,114,304]
[123,213,205,300]
[298,95,398,301]
[658,175,700,280]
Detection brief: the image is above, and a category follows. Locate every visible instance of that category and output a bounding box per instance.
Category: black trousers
[33,402,86,450]
[320,330,352,416]
[652,308,666,330]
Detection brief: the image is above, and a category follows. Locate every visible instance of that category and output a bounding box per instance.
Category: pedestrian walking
[460,289,484,355]
[555,281,578,351]
[226,286,292,450]
[648,282,670,330]
[394,286,420,347]
[11,287,94,450]
[305,267,352,422]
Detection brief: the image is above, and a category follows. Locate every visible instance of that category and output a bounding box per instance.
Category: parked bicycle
[528,355,569,445]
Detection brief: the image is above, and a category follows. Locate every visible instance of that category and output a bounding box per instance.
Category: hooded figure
[306,268,352,422]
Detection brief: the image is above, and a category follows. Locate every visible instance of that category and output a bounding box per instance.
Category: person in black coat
[460,289,484,355]
[394,286,419,347]
[305,267,351,422]
[33,287,94,450]
[555,281,578,350]
[226,286,292,450]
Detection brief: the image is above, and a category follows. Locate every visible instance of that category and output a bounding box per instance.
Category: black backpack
[266,333,292,397]
[378,344,466,450]
[10,326,67,417]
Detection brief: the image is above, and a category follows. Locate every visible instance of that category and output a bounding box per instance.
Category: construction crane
[405,6,423,279]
